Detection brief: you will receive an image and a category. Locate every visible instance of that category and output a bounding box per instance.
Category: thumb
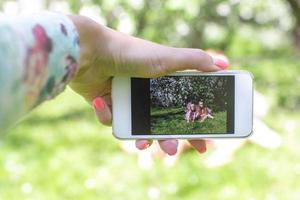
[108,31,229,77]
[92,97,112,126]
[161,48,229,74]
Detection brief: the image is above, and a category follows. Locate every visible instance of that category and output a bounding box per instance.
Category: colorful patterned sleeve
[0,13,80,131]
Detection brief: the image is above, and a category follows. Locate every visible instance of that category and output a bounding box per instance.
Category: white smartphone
[112,70,253,139]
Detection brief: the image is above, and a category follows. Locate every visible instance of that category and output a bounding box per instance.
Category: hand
[68,15,229,155]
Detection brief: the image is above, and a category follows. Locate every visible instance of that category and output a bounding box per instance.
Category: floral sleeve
[0,12,80,131]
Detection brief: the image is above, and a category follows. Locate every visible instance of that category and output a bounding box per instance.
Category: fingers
[189,140,207,154]
[135,139,207,155]
[92,97,180,156]
[92,97,112,126]
[135,139,179,156]
[92,97,207,156]
[158,140,178,156]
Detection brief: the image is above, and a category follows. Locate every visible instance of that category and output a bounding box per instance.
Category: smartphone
[112,71,253,139]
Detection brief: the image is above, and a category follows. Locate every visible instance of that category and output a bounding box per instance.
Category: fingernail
[93,97,105,110]
[136,140,151,150]
[214,58,229,70]
[198,146,207,154]
[163,140,178,156]
[168,149,177,156]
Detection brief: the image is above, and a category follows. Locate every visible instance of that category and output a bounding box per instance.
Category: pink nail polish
[163,140,178,156]
[214,59,229,70]
[137,140,150,150]
[198,146,207,154]
[167,150,177,156]
[93,97,105,110]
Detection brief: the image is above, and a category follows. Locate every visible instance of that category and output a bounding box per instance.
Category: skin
[68,15,228,156]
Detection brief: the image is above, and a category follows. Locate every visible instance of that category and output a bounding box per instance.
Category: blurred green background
[1,0,300,199]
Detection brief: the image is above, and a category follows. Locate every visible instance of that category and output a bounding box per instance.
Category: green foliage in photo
[151,107,227,134]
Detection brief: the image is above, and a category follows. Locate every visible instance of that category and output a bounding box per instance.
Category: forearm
[0,13,80,131]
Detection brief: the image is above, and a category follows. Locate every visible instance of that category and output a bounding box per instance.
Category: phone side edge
[112,76,132,139]
[234,72,253,137]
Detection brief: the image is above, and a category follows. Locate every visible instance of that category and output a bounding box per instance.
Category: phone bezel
[112,70,253,139]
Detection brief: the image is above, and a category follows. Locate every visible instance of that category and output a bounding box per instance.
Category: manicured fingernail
[163,140,178,156]
[167,149,177,156]
[93,97,105,110]
[198,146,207,154]
[214,58,229,70]
[136,140,151,150]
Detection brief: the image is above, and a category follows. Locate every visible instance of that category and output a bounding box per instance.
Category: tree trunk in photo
[285,0,300,51]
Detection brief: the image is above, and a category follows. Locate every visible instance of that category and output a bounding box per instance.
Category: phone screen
[131,75,235,135]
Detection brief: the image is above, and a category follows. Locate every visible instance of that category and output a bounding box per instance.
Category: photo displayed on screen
[149,76,234,134]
